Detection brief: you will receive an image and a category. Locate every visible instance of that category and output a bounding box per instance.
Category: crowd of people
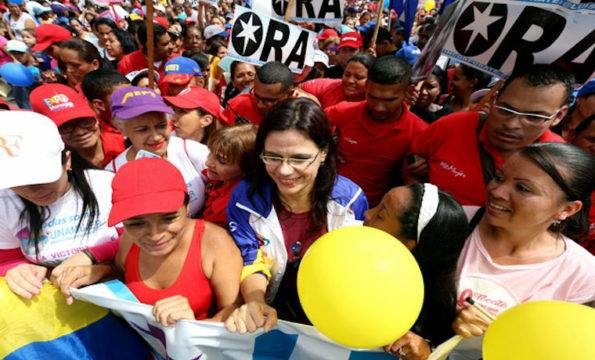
[0,1,594,359]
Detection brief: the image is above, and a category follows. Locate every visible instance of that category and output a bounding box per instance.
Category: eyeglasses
[59,118,97,135]
[260,150,320,170]
[251,89,286,106]
[492,104,561,125]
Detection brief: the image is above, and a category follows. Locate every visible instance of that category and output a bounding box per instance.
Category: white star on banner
[461,3,502,53]
[236,13,261,54]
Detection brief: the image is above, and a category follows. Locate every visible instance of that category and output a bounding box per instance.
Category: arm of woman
[224,273,278,334]
[202,222,243,322]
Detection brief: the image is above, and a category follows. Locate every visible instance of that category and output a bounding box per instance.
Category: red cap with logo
[338,31,363,49]
[30,84,96,127]
[316,28,339,41]
[108,157,188,226]
[163,86,227,123]
[33,24,73,52]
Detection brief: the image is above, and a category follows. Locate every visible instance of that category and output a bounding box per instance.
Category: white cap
[125,68,160,84]
[0,112,65,189]
[313,50,329,68]
[7,40,28,53]
[204,25,227,40]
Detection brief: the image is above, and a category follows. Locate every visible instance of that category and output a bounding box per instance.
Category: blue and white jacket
[227,176,368,302]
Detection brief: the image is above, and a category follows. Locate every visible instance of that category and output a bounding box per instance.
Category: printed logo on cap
[121,89,157,104]
[166,64,180,72]
[43,94,74,112]
[342,36,358,42]
[0,135,23,157]
[178,87,192,96]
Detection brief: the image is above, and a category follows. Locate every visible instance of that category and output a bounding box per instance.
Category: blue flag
[390,0,419,41]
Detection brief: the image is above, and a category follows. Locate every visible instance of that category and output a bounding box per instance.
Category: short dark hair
[347,52,375,71]
[256,61,294,92]
[81,69,130,101]
[520,142,595,241]
[500,64,575,106]
[91,17,117,32]
[137,22,168,48]
[368,55,411,85]
[184,51,210,71]
[459,64,491,91]
[375,27,392,44]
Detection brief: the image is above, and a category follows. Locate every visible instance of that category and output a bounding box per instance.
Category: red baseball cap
[316,28,339,42]
[108,158,187,226]
[154,16,170,29]
[163,86,226,123]
[33,24,72,52]
[30,84,96,127]
[338,32,363,49]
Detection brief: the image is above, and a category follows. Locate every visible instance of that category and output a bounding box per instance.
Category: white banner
[227,6,316,73]
[440,0,595,82]
[251,0,345,24]
[71,281,394,360]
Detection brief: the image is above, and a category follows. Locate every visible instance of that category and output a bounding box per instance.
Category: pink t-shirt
[451,225,595,360]
[0,36,12,66]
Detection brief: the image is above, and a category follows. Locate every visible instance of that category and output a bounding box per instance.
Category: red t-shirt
[100,131,126,168]
[409,111,565,206]
[201,169,240,228]
[222,93,263,125]
[277,207,327,262]
[326,101,428,206]
[116,49,173,79]
[301,78,346,109]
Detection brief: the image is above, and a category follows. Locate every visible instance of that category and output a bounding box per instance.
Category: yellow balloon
[424,0,436,12]
[297,226,424,349]
[484,301,595,360]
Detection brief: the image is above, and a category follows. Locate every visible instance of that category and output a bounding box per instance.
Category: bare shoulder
[202,221,236,250]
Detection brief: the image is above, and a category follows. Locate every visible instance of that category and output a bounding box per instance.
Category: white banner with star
[227,6,316,73]
[250,0,345,24]
[440,0,594,83]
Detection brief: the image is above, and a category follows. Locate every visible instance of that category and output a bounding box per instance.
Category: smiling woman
[224,97,368,333]
[450,142,595,360]
[106,86,209,217]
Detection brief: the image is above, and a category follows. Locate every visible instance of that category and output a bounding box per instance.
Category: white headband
[416,183,439,242]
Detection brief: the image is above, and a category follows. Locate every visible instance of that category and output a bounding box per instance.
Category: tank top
[124,220,212,320]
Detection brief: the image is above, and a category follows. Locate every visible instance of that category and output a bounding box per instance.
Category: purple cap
[110,86,173,120]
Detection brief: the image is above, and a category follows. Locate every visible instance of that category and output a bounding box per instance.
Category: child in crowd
[201,124,257,227]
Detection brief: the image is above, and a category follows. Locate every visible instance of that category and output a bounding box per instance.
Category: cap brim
[0,151,62,189]
[163,95,197,110]
[113,104,174,120]
[108,190,185,226]
[32,41,51,52]
[338,42,361,49]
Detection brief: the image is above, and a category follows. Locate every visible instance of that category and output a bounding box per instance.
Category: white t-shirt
[0,170,118,267]
[104,136,209,216]
[450,225,595,360]
[3,12,35,41]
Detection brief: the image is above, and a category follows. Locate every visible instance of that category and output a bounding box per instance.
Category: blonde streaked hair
[207,124,257,172]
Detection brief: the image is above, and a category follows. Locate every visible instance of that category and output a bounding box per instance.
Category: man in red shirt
[117,23,174,79]
[223,62,294,125]
[30,83,125,168]
[81,68,130,136]
[408,64,571,206]
[326,56,428,206]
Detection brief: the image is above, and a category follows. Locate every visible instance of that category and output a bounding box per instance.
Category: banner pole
[369,0,386,53]
[285,0,296,22]
[146,1,156,89]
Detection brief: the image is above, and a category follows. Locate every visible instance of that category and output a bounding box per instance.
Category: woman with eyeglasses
[224,98,368,332]
[449,142,595,360]
[30,84,125,169]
